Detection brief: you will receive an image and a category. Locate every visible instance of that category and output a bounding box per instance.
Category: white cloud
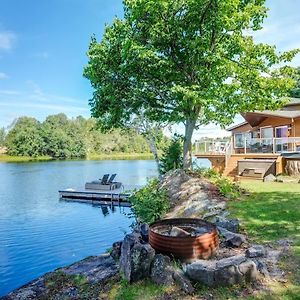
[0,89,20,95]
[0,72,8,79]
[0,30,16,51]
[34,51,49,59]
[25,80,85,105]
[0,81,89,127]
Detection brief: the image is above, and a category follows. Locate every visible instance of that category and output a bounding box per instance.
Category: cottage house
[195,98,300,178]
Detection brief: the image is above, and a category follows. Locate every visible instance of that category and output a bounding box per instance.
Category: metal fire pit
[149,218,219,261]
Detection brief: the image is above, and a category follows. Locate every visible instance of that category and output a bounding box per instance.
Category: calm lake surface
[0,160,159,296]
[0,158,210,296]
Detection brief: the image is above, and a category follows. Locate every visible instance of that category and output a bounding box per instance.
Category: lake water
[0,158,210,296]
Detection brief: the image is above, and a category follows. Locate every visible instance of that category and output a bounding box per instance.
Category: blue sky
[0,0,299,138]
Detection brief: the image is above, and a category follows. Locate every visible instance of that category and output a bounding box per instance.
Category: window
[260,127,273,139]
[234,132,251,148]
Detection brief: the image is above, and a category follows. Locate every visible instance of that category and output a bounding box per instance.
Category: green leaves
[84,0,299,168]
[4,115,159,158]
[159,135,183,175]
[129,178,170,223]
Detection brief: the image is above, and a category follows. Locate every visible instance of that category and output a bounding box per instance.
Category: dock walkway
[59,185,140,207]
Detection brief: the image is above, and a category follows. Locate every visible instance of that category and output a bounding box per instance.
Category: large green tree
[5,117,43,157]
[290,67,300,98]
[0,127,5,147]
[84,0,298,169]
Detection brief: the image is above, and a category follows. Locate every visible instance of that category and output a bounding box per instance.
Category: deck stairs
[223,154,280,178]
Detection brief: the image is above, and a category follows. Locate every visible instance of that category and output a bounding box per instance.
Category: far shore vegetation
[0,113,168,162]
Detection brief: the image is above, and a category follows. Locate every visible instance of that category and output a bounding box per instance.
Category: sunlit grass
[0,153,154,163]
[87,152,154,160]
[228,180,300,299]
[0,154,52,163]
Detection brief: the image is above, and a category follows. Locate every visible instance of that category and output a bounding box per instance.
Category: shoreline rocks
[185,254,258,287]
[120,232,155,282]
[2,170,289,298]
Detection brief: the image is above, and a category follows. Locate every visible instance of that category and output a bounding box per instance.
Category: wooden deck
[59,186,133,207]
[194,152,283,177]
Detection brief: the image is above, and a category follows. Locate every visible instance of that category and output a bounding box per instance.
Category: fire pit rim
[149,217,218,239]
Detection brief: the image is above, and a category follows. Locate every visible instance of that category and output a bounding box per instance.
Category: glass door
[275,126,288,152]
[260,127,273,153]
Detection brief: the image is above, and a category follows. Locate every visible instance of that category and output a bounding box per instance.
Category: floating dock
[59,186,135,207]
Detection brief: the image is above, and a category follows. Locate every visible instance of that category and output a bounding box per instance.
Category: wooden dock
[59,187,133,207]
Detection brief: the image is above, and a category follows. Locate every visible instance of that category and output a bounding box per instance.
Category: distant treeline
[2,114,168,158]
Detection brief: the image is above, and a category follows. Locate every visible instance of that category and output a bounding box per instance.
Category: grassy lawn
[228,180,300,299]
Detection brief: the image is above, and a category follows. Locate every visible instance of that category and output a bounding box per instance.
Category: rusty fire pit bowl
[149,218,219,262]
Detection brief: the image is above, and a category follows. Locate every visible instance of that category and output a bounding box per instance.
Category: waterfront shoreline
[0,153,154,163]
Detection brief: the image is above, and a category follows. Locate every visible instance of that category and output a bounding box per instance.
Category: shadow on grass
[229,192,300,245]
[229,190,300,299]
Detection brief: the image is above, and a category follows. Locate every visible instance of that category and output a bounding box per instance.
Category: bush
[215,176,241,199]
[196,167,219,179]
[129,178,170,223]
[159,135,183,175]
[196,167,241,199]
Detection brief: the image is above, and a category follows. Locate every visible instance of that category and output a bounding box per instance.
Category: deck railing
[194,137,300,155]
[194,140,230,155]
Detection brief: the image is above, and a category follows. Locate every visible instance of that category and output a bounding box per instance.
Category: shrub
[215,176,241,199]
[129,178,170,223]
[159,135,183,175]
[196,167,219,179]
[196,167,241,199]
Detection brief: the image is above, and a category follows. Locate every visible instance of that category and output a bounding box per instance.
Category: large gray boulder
[111,241,122,261]
[2,254,118,300]
[214,217,240,233]
[185,260,216,286]
[150,254,174,285]
[186,254,258,287]
[218,227,247,247]
[61,254,118,283]
[246,245,266,258]
[120,232,155,282]
[172,269,195,294]
[263,174,276,182]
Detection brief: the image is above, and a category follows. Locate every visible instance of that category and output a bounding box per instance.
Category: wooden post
[244,136,247,154]
[273,138,276,153]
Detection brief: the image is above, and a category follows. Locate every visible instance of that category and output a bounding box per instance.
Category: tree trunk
[146,134,161,176]
[285,160,300,175]
[183,119,196,170]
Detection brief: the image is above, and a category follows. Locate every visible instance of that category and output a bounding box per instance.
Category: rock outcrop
[218,226,247,247]
[120,232,155,282]
[150,254,174,285]
[161,169,227,218]
[186,254,258,287]
[2,254,118,300]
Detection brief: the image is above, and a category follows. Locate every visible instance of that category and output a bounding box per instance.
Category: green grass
[0,154,52,163]
[109,279,167,300]
[85,152,154,160]
[229,180,300,299]
[0,152,154,163]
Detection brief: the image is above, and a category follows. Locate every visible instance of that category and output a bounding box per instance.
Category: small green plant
[196,167,219,179]
[159,135,183,175]
[129,178,170,223]
[215,176,241,199]
[196,167,241,199]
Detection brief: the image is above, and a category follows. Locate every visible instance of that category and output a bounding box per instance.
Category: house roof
[227,121,249,131]
[287,98,300,106]
[227,98,300,130]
